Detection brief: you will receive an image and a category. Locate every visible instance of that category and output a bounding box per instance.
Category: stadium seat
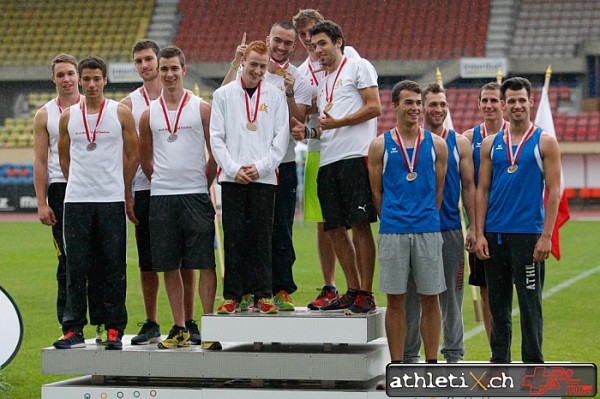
[0,0,153,66]
[175,0,490,62]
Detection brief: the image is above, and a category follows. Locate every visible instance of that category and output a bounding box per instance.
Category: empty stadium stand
[511,0,600,58]
[0,0,153,66]
[0,91,130,148]
[0,0,598,148]
[175,0,489,63]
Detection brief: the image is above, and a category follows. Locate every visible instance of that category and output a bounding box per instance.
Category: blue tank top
[472,124,484,187]
[380,129,440,234]
[485,127,545,234]
[439,130,461,231]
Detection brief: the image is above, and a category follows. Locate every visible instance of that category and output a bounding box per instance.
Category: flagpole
[437,67,483,323]
[195,83,226,279]
[544,65,552,91]
[436,67,444,89]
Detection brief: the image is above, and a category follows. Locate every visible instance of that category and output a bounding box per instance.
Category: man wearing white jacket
[210,40,290,314]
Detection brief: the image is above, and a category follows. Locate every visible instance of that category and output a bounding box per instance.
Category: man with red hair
[211,41,290,314]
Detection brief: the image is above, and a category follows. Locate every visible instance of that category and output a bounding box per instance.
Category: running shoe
[320,293,356,312]
[185,319,202,345]
[255,297,278,314]
[239,293,254,311]
[307,286,339,310]
[53,331,85,349]
[131,319,161,345]
[273,290,295,311]
[105,328,123,350]
[217,299,240,314]
[157,325,190,349]
[95,324,107,345]
[344,293,377,315]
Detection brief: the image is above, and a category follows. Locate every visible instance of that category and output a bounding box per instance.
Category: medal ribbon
[271,58,289,71]
[241,78,261,125]
[505,123,535,167]
[56,95,81,114]
[394,127,422,174]
[482,119,507,138]
[159,90,189,136]
[81,98,107,146]
[308,61,320,86]
[440,127,448,140]
[324,56,348,105]
[140,87,151,106]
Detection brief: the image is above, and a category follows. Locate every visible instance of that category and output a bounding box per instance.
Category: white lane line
[464,264,600,341]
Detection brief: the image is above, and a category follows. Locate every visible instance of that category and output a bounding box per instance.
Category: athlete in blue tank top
[474,77,562,364]
[462,81,507,345]
[402,83,476,363]
[379,129,440,233]
[368,80,448,364]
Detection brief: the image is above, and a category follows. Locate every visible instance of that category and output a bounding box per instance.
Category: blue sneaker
[131,320,161,345]
[53,331,85,349]
[105,328,123,350]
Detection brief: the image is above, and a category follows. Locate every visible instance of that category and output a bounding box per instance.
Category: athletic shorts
[378,232,446,295]
[149,194,216,272]
[134,190,153,272]
[468,252,487,287]
[303,151,323,222]
[317,157,377,231]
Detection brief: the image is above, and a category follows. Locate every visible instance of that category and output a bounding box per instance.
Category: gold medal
[406,171,418,182]
[276,68,286,76]
[507,164,518,174]
[246,122,257,131]
[167,134,178,143]
[86,142,97,151]
[324,102,333,113]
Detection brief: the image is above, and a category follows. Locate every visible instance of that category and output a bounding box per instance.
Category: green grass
[0,220,599,398]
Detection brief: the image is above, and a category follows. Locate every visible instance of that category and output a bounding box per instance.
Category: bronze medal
[86,142,97,151]
[507,164,518,174]
[324,102,333,113]
[246,122,257,131]
[167,134,178,143]
[406,171,418,182]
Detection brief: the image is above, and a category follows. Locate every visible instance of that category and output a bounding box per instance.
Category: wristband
[230,61,239,71]
[304,125,311,140]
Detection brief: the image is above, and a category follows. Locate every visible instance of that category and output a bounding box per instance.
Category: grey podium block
[202,307,386,344]
[42,376,389,399]
[42,337,390,381]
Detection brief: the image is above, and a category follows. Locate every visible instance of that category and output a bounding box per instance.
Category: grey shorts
[378,232,446,295]
[149,194,216,272]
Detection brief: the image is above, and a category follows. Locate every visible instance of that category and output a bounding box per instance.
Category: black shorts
[134,190,153,272]
[468,252,487,287]
[317,157,377,232]
[149,194,216,272]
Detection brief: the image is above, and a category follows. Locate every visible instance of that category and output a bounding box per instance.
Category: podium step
[43,338,389,381]
[43,376,389,398]
[202,307,386,344]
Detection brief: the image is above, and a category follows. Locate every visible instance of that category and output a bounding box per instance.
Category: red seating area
[175,0,489,63]
[376,85,600,142]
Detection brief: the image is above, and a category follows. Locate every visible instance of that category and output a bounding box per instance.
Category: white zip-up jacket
[210,75,290,185]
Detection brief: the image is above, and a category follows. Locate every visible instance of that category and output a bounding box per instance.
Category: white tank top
[130,87,151,192]
[148,94,208,196]
[44,99,67,184]
[64,99,125,203]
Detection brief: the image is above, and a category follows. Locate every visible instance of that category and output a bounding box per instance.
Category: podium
[42,308,390,398]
